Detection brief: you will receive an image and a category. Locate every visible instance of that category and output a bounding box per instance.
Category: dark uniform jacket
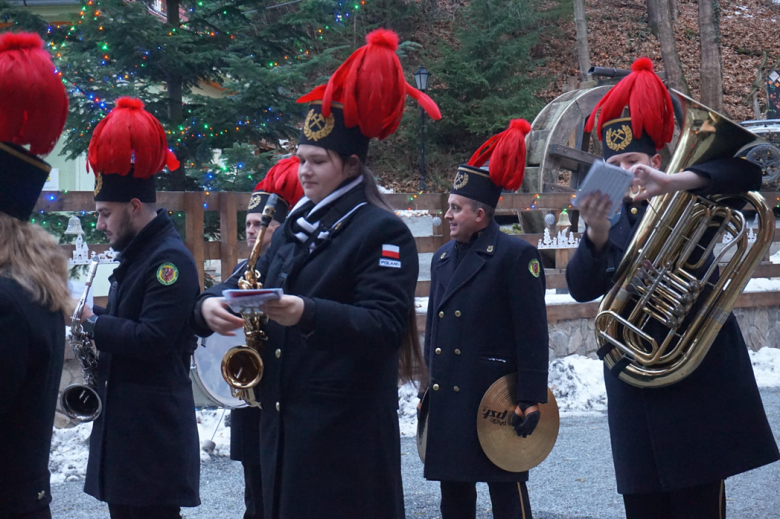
[193,259,261,465]
[84,210,201,507]
[0,278,64,515]
[566,158,780,494]
[196,187,418,519]
[423,219,549,483]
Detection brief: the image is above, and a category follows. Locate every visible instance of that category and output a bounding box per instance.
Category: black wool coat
[84,210,201,507]
[422,220,550,483]
[566,158,780,494]
[199,189,418,519]
[0,278,64,515]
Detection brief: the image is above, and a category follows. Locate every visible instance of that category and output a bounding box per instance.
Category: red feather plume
[467,119,531,191]
[296,28,441,140]
[0,32,68,156]
[256,156,303,207]
[87,97,179,179]
[584,57,674,150]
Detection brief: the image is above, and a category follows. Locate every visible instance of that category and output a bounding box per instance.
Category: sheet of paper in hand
[222,288,284,314]
[572,161,634,217]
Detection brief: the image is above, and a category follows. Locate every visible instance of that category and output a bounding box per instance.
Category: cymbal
[416,390,429,463]
[477,374,559,472]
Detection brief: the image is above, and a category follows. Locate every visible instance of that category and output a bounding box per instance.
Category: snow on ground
[771,249,780,264]
[49,410,232,485]
[548,355,607,415]
[750,347,780,387]
[398,383,421,438]
[48,348,780,485]
[49,422,92,484]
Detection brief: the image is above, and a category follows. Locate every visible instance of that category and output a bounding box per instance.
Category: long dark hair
[331,151,427,386]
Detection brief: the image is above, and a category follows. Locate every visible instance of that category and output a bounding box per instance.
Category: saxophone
[221,194,278,407]
[60,257,103,422]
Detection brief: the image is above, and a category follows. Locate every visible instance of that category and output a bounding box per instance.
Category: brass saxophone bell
[221,346,264,389]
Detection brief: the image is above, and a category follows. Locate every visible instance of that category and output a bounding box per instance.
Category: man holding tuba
[0,32,70,519]
[421,120,549,519]
[567,57,779,518]
[78,98,201,519]
[191,156,302,519]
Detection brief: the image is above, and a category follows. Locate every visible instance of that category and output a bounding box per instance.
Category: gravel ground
[51,389,780,519]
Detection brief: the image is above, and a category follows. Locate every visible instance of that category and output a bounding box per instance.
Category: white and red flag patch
[379,244,402,268]
[382,244,400,259]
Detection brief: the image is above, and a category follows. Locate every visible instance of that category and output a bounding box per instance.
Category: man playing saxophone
[191,156,302,519]
[77,98,201,519]
[566,57,778,519]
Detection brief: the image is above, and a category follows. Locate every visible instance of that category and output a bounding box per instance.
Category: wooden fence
[35,191,780,323]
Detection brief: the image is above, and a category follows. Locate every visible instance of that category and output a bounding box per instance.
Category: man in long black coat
[79,99,201,519]
[567,58,779,519]
[423,120,550,519]
[192,157,301,519]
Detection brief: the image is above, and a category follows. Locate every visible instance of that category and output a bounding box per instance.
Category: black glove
[510,404,540,438]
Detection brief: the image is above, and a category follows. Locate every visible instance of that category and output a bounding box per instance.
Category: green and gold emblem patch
[156,263,179,285]
[528,258,541,278]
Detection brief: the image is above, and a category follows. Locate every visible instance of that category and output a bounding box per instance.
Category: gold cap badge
[605,124,633,152]
[303,109,335,141]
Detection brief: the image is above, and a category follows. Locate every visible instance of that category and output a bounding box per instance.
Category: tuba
[220,194,278,407]
[61,257,103,422]
[595,90,777,388]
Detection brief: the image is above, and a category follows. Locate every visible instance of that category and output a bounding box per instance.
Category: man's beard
[110,211,137,252]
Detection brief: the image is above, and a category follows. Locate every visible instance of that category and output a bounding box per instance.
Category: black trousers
[440,481,533,519]
[108,504,181,519]
[623,480,726,519]
[1,506,52,519]
[243,462,264,519]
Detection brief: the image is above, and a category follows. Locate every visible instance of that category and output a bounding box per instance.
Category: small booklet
[572,160,634,217]
[222,288,283,313]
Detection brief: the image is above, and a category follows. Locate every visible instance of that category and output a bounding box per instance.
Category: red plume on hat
[467,119,531,191]
[297,28,441,140]
[585,57,674,150]
[87,97,180,179]
[0,32,68,156]
[256,156,303,207]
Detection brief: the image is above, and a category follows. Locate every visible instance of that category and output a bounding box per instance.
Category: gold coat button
[275,349,281,358]
[455,310,462,317]
[631,207,638,215]
[433,384,440,391]
[435,348,442,355]
[453,386,460,392]
[438,311,444,318]
[454,349,461,355]
[275,402,280,411]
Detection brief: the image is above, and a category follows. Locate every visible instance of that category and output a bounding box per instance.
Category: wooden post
[438,193,450,243]
[219,192,239,280]
[183,191,206,290]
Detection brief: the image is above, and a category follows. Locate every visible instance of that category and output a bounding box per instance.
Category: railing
[36,191,780,323]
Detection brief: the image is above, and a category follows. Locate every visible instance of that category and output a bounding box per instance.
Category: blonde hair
[0,211,72,314]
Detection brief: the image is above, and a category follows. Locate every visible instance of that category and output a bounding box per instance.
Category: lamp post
[414,65,430,191]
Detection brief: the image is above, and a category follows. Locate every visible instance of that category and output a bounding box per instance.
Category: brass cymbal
[477,374,560,473]
[416,390,429,463]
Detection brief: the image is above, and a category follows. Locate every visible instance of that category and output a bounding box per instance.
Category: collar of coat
[434,219,499,308]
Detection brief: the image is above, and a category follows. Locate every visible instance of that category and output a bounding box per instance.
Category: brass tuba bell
[595,90,777,388]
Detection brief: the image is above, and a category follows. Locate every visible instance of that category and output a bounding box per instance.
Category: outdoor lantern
[414,65,430,92]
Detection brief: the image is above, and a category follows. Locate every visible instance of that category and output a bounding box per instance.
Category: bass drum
[190,332,248,409]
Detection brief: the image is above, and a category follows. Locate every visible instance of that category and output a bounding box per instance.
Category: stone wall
[547,305,780,361]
